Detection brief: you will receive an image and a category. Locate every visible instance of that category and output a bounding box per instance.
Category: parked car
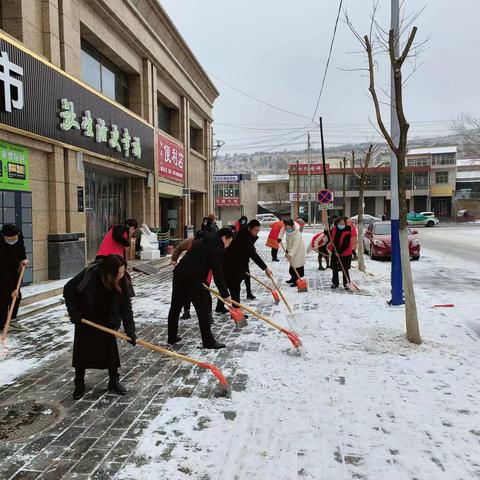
[363,221,420,260]
[407,212,439,227]
[350,214,382,226]
[256,214,279,225]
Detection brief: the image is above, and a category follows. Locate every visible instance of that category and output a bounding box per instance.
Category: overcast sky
[160,0,479,154]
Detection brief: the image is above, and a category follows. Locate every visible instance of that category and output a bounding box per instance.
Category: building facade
[257,174,290,218]
[288,146,457,221]
[0,0,217,282]
[213,174,257,226]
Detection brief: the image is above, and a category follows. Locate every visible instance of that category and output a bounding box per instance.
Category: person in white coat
[279,219,306,286]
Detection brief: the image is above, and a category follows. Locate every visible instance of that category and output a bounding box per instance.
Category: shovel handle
[279,242,302,280]
[1,265,26,343]
[246,272,274,292]
[268,275,293,314]
[205,285,285,332]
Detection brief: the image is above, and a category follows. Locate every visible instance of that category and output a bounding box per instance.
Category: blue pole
[390,0,403,305]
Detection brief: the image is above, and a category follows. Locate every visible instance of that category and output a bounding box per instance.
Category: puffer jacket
[283,224,305,268]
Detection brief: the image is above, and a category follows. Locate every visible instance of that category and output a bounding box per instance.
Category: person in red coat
[265,219,284,262]
[96,219,138,260]
[328,217,353,290]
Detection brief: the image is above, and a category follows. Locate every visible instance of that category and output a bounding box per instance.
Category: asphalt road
[414,224,480,265]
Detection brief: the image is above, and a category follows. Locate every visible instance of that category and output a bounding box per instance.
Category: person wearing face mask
[329,217,353,290]
[63,255,137,400]
[0,224,29,333]
[279,219,306,286]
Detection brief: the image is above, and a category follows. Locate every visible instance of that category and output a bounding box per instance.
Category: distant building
[213,174,257,226]
[454,158,480,219]
[257,174,290,218]
[288,146,458,220]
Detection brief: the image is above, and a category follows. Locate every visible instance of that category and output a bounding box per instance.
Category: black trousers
[318,248,330,268]
[168,274,215,345]
[184,292,212,313]
[0,291,21,330]
[288,266,305,281]
[244,266,252,296]
[271,248,278,260]
[331,255,352,286]
[74,367,117,384]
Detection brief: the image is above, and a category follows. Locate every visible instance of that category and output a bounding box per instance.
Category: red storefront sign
[215,197,240,207]
[157,133,185,182]
[288,163,330,175]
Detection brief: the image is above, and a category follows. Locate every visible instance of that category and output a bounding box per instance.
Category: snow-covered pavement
[118,230,480,480]
[1,229,480,479]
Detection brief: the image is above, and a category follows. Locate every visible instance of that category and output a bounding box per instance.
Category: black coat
[174,233,229,297]
[203,221,219,234]
[223,228,267,284]
[0,233,27,295]
[63,262,136,370]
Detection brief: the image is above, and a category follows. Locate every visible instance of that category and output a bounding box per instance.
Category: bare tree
[346,5,423,344]
[352,144,381,273]
[341,156,347,216]
[452,113,480,159]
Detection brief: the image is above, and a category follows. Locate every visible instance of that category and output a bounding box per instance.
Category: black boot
[203,340,226,349]
[168,335,182,345]
[246,293,256,300]
[180,310,191,320]
[72,369,85,400]
[107,369,127,395]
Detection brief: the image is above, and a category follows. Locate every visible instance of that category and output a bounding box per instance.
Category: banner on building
[0,141,29,191]
[216,197,240,207]
[157,133,185,183]
[288,164,330,175]
[213,174,241,183]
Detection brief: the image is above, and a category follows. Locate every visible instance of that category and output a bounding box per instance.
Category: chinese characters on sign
[59,98,142,159]
[0,141,29,191]
[215,197,240,207]
[288,163,330,175]
[0,51,24,113]
[157,133,184,182]
[289,192,316,202]
[213,175,240,183]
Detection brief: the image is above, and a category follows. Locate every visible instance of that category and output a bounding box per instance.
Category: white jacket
[282,224,305,269]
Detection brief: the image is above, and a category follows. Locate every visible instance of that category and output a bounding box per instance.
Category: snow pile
[118,230,480,479]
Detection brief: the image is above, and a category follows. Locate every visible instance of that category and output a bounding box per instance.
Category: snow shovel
[279,242,308,293]
[205,286,302,349]
[246,272,280,304]
[81,319,230,391]
[1,265,26,357]
[268,274,306,328]
[204,286,247,328]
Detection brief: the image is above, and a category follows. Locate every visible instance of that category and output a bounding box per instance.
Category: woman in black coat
[63,255,137,400]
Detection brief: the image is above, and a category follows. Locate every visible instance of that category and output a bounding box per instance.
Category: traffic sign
[318,203,334,210]
[317,189,334,204]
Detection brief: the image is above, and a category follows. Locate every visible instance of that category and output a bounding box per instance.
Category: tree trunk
[357,181,366,272]
[342,158,347,216]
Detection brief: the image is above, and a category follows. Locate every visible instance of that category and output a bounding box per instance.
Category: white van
[256,214,279,225]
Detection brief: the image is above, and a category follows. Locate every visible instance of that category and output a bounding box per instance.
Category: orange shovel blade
[230,307,248,328]
[280,328,302,349]
[198,362,230,390]
[271,290,280,304]
[296,278,308,292]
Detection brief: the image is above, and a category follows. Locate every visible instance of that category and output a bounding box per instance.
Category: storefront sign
[288,164,330,175]
[215,197,240,207]
[157,133,184,183]
[0,34,154,170]
[0,141,29,191]
[213,174,240,183]
[289,192,315,201]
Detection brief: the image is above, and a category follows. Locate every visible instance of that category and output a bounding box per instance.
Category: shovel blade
[296,278,308,293]
[272,291,280,304]
[230,308,248,328]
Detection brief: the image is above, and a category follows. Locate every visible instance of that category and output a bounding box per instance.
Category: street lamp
[212,139,225,215]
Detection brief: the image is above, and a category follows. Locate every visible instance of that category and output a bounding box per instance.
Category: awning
[158,181,183,198]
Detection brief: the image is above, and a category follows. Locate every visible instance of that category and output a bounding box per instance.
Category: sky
[160,0,480,154]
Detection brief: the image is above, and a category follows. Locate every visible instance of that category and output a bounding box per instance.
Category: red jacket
[97,225,129,257]
[328,225,353,257]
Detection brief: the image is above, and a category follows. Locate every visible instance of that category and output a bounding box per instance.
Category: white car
[256,214,279,225]
[350,214,382,226]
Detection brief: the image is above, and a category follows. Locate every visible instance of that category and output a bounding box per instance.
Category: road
[415,223,480,266]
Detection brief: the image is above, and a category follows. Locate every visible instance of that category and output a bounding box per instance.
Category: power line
[208,72,315,122]
[311,0,344,121]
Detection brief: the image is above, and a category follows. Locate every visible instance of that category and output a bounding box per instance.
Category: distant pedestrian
[0,224,28,333]
[329,217,353,290]
[381,213,386,221]
[167,228,233,349]
[63,255,137,400]
[266,219,284,262]
[234,215,248,234]
[96,219,138,260]
[204,213,219,234]
[307,228,330,270]
[219,220,272,313]
[200,216,208,231]
[280,219,306,286]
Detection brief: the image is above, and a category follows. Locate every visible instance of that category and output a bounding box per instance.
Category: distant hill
[216,133,465,175]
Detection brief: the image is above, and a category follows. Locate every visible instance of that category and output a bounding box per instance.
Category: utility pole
[319,117,329,226]
[390,0,403,306]
[307,132,312,225]
[296,159,300,219]
[342,156,347,216]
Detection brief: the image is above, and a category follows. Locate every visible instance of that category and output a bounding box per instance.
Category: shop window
[81,40,129,106]
[190,124,203,154]
[158,101,172,134]
[435,171,449,184]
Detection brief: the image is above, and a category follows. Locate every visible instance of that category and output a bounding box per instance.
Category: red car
[363,221,420,260]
